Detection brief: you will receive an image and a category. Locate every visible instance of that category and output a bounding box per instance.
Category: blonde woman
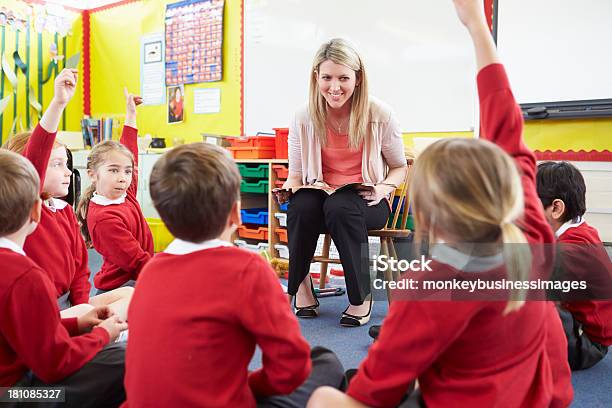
[279,38,407,327]
[306,0,572,407]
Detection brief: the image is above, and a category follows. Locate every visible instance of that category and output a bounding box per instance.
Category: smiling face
[316,59,359,111]
[44,146,72,198]
[89,150,134,200]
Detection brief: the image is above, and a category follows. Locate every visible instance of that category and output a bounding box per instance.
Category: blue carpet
[88,250,611,407]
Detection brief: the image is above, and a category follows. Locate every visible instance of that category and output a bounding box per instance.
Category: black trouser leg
[258,346,345,408]
[323,189,389,305]
[558,307,609,370]
[10,343,126,408]
[287,189,327,296]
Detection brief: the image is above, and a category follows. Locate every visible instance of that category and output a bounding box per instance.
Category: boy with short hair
[537,161,612,370]
[0,150,127,406]
[124,142,343,407]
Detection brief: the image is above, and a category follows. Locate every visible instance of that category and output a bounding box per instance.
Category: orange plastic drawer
[275,228,288,243]
[227,147,275,159]
[226,136,276,148]
[237,226,269,240]
[272,164,289,180]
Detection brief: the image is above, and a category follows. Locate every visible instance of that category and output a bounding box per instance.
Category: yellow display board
[89,0,242,145]
[0,0,83,143]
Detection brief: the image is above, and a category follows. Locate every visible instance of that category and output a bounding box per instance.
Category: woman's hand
[52,69,78,107]
[272,188,293,205]
[76,306,114,334]
[452,0,488,31]
[358,184,395,206]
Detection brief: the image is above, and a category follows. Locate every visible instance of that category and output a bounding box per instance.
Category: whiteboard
[497,0,612,105]
[244,0,477,134]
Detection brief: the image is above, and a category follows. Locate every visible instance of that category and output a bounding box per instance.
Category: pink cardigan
[284,97,406,188]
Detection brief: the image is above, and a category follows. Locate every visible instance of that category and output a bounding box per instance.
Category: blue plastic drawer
[240,208,269,225]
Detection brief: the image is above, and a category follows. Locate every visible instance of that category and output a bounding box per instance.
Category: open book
[295,182,376,195]
[273,182,376,204]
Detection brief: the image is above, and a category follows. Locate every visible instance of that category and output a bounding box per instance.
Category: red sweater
[89,126,153,290]
[558,222,612,345]
[0,248,109,386]
[124,246,311,408]
[22,125,91,305]
[346,64,573,408]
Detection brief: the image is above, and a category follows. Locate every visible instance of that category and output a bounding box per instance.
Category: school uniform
[346,63,573,408]
[88,126,154,291]
[21,125,91,307]
[555,219,612,370]
[0,239,125,407]
[123,239,343,408]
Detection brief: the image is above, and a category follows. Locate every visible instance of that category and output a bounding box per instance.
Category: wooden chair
[312,158,414,304]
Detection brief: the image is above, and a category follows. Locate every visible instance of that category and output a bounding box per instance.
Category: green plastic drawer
[241,179,269,193]
[237,164,269,179]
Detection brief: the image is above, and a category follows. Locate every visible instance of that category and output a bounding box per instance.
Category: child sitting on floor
[0,149,127,407]
[3,69,133,319]
[77,89,154,294]
[537,161,612,370]
[123,142,344,407]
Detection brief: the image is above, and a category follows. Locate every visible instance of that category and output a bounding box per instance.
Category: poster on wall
[165,0,224,86]
[141,33,166,105]
[168,85,184,124]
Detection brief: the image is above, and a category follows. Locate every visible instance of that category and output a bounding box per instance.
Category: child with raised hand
[0,149,127,407]
[2,69,133,320]
[536,161,612,370]
[123,142,344,407]
[77,88,153,293]
[307,1,573,407]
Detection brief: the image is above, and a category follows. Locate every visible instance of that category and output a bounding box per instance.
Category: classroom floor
[88,250,611,407]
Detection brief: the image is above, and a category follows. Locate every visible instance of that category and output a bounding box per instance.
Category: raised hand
[53,69,78,107]
[124,87,142,128]
[452,0,488,31]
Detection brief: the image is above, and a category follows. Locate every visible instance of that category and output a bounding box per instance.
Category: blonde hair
[76,141,134,246]
[309,38,370,149]
[411,138,530,313]
[2,131,65,201]
[0,150,40,235]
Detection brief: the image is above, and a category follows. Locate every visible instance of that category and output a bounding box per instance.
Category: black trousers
[9,342,126,408]
[258,346,345,408]
[558,307,609,371]
[287,188,390,305]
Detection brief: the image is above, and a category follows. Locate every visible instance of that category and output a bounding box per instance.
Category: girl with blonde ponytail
[1,70,134,321]
[307,1,573,407]
[81,89,154,294]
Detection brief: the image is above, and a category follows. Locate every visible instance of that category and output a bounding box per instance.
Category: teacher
[282,38,407,327]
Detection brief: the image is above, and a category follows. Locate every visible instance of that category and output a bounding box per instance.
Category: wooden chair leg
[319,234,331,289]
[388,238,401,282]
[379,238,393,304]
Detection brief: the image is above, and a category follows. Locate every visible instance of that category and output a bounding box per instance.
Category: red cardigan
[0,248,109,386]
[346,64,573,408]
[22,125,91,305]
[89,126,154,290]
[123,246,311,407]
[558,222,612,345]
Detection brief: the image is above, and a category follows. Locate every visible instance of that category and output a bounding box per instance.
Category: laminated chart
[165,0,224,85]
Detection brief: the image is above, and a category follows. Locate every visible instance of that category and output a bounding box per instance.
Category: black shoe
[340,299,373,327]
[294,277,320,318]
[368,325,381,340]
